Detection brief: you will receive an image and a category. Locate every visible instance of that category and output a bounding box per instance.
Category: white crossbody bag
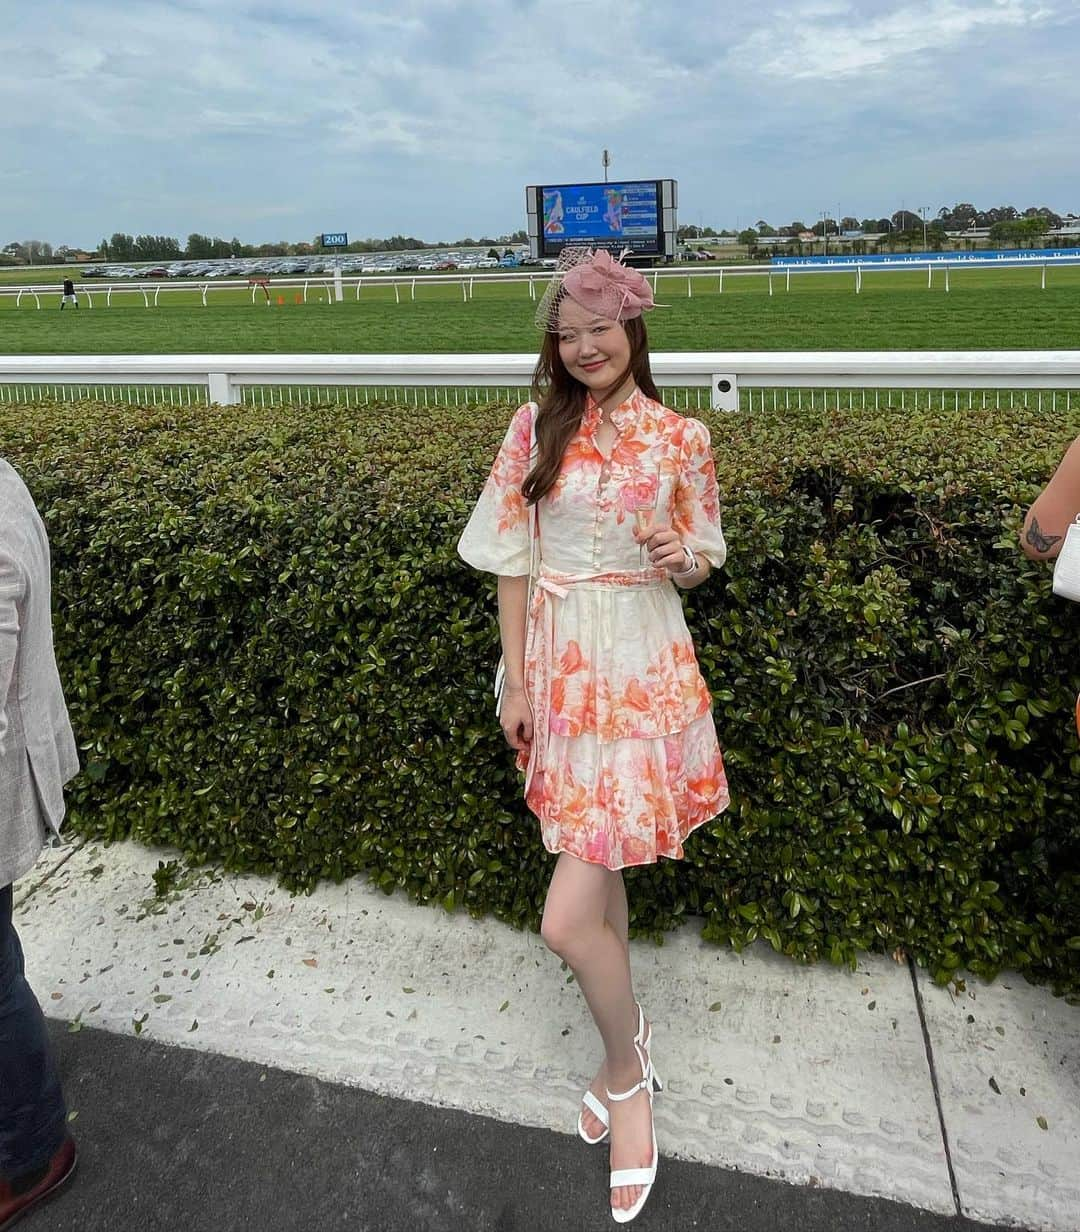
[494,404,539,717]
[1052,515,1080,603]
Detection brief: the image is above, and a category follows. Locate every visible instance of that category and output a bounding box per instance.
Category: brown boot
[0,1137,77,1229]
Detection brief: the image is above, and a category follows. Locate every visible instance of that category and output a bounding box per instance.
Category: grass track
[1,266,1078,354]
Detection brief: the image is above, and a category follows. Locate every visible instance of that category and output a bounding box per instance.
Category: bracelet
[674,545,698,576]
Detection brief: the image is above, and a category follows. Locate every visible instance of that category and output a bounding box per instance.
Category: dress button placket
[594,456,607,568]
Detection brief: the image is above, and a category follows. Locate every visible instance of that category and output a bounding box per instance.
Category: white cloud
[734,0,1065,80]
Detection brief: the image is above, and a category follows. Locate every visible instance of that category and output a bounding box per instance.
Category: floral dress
[458,388,730,870]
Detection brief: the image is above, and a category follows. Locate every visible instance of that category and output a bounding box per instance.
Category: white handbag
[1052,515,1080,603]
[494,405,539,717]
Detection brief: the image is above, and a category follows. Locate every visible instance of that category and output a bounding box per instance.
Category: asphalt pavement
[40,1021,1026,1232]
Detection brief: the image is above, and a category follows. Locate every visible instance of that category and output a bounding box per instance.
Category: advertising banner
[772,248,1080,267]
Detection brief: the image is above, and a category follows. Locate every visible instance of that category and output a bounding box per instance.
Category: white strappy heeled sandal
[606,1039,660,1224]
[577,1003,662,1145]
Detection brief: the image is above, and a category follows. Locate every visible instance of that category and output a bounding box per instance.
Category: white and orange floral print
[459,388,730,870]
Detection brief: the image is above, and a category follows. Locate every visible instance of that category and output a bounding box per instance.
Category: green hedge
[3,396,1079,996]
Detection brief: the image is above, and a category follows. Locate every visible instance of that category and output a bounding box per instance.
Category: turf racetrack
[1,266,1078,354]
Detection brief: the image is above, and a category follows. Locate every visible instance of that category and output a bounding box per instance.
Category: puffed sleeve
[673,418,726,569]
[457,402,536,576]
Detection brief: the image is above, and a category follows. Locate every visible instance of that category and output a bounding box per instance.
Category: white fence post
[207,373,236,406]
[711,373,739,412]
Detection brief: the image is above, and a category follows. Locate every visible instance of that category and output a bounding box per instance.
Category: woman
[458,248,729,1223]
[1021,433,1080,734]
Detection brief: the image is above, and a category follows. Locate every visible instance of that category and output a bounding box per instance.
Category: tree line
[3,201,1075,267]
[678,202,1075,249]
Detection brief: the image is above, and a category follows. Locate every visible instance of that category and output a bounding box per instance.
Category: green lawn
[2,265,1078,353]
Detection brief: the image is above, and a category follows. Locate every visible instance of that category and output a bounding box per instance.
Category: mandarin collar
[583,387,642,436]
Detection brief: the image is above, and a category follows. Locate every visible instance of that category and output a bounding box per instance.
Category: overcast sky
[2,0,1077,248]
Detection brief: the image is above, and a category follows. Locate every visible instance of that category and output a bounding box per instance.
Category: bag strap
[526,402,539,587]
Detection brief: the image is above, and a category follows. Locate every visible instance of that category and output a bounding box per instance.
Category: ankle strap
[605,1040,653,1103]
[606,1075,650,1103]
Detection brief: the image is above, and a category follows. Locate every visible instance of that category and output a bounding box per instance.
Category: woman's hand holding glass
[632,522,691,575]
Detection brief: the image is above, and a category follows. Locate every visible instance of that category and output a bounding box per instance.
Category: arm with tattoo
[1020,436,1080,560]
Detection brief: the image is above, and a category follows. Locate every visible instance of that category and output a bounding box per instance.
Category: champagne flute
[630,471,659,570]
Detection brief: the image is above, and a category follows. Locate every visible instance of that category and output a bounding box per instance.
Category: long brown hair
[522,315,660,505]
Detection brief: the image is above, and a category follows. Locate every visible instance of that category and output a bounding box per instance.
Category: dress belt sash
[524,566,668,795]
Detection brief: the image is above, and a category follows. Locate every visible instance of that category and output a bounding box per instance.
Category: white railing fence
[2,352,1080,415]
[3,253,1080,311]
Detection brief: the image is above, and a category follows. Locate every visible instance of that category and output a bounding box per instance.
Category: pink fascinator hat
[535,247,656,331]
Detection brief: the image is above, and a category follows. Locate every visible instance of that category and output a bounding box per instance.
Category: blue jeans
[0,883,67,1177]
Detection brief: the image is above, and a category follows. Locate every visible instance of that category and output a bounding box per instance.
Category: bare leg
[541,854,655,1215]
[606,870,630,955]
[579,872,635,1139]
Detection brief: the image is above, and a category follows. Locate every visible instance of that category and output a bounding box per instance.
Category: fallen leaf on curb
[499,1000,509,1012]
[1037,1116,1048,1131]
[302,958,318,968]
[67,1110,79,1123]
[988,1077,1001,1095]
[709,1002,723,1012]
[189,1020,199,1032]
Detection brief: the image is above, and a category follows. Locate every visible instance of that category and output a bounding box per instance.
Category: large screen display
[536,181,661,256]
